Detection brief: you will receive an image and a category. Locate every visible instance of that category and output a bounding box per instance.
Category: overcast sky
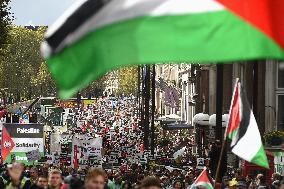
[10,0,76,26]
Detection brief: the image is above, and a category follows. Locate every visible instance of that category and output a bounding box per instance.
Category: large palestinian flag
[41,0,284,98]
[225,79,269,168]
[190,168,213,189]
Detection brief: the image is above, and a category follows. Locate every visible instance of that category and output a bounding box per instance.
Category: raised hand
[8,163,24,186]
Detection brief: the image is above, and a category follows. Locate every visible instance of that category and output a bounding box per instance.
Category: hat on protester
[229,178,238,187]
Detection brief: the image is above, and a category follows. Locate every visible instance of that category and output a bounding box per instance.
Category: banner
[50,134,73,153]
[26,149,41,161]
[274,152,284,175]
[1,124,44,164]
[46,154,54,164]
[55,100,77,108]
[83,100,96,107]
[71,135,102,169]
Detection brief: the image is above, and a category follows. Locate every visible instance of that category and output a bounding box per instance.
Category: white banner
[12,138,44,153]
[71,135,102,168]
[50,134,73,153]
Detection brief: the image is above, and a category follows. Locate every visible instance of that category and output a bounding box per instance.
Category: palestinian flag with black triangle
[190,168,213,189]
[225,79,269,168]
[41,0,284,99]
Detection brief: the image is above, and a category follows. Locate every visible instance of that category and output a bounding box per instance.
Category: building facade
[194,61,284,134]
[154,61,284,133]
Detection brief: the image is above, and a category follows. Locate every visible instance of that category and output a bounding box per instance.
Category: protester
[280,180,284,189]
[84,169,106,189]
[271,173,281,189]
[256,174,268,189]
[1,97,283,189]
[237,180,247,189]
[48,169,62,189]
[139,176,162,189]
[108,173,125,189]
[6,163,31,189]
[30,175,48,189]
[221,176,229,189]
[245,174,254,187]
[30,167,39,185]
[228,178,238,189]
[173,180,183,189]
[248,181,257,189]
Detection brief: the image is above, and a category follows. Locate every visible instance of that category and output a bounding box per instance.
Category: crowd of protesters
[1,97,284,189]
[1,163,284,189]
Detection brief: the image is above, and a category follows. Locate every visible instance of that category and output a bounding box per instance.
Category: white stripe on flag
[45,0,224,57]
[231,111,262,162]
[46,0,88,38]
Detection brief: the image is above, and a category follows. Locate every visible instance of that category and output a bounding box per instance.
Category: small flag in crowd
[190,168,213,189]
[41,0,284,98]
[173,146,186,160]
[225,79,269,169]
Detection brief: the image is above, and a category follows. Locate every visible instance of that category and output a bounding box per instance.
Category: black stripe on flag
[234,84,251,145]
[46,0,108,51]
[4,124,44,138]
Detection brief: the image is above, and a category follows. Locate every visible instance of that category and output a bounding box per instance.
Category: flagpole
[214,139,227,187]
[150,65,155,155]
[138,65,141,119]
[214,78,241,186]
[144,65,151,150]
[214,64,225,184]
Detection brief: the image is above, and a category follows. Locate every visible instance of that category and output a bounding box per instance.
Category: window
[278,62,284,88]
[277,62,284,131]
[277,95,284,131]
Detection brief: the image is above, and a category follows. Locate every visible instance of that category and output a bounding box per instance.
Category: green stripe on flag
[195,181,214,189]
[251,145,269,169]
[47,10,284,98]
[228,128,238,140]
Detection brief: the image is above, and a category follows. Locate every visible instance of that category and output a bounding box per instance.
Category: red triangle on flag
[191,169,214,189]
[225,80,241,139]
[195,169,211,183]
[1,126,15,161]
[216,0,284,49]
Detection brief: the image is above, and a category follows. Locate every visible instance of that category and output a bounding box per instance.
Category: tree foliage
[81,76,108,98]
[0,0,13,49]
[0,26,56,102]
[117,66,138,96]
[0,26,109,102]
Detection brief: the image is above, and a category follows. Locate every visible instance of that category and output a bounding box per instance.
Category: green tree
[31,62,56,97]
[81,75,108,98]
[117,66,138,96]
[0,26,56,101]
[0,0,13,49]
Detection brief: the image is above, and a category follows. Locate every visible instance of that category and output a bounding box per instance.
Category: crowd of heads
[1,163,284,189]
[1,97,284,189]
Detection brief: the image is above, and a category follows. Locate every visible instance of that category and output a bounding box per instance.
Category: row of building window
[277,63,284,131]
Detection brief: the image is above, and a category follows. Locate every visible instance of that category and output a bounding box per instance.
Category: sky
[10,0,76,26]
